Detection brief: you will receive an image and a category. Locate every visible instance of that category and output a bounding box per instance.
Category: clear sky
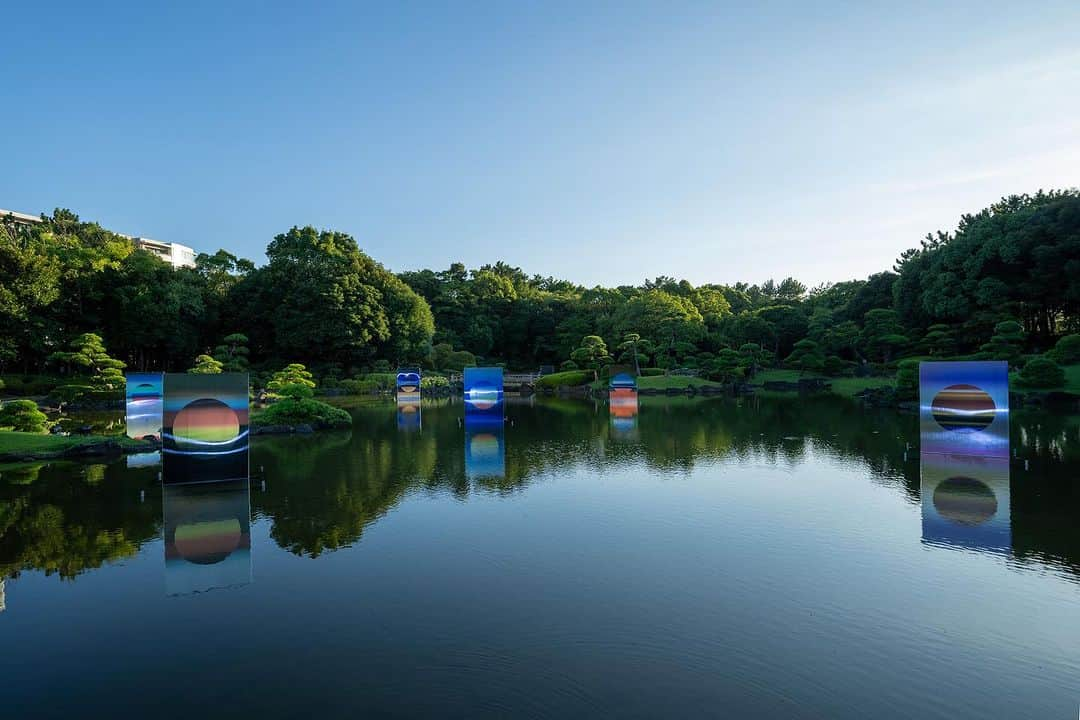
[3,1,1078,287]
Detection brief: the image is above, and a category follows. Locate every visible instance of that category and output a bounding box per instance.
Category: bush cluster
[252,397,352,429]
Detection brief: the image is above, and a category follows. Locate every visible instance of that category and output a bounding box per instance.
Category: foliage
[785,339,826,374]
[895,358,922,400]
[0,399,49,432]
[1017,356,1065,389]
[267,364,317,397]
[534,370,593,388]
[859,310,907,362]
[1047,334,1080,365]
[251,397,352,429]
[48,333,125,399]
[213,333,250,371]
[188,354,223,374]
[979,320,1025,366]
[569,336,610,379]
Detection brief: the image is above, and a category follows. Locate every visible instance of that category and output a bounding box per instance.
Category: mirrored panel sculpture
[125,372,163,440]
[919,361,1009,457]
[463,367,504,422]
[163,373,249,484]
[921,452,1010,554]
[396,367,421,396]
[609,387,639,438]
[163,478,252,595]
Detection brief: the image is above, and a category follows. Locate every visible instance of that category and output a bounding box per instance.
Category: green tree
[0,399,49,432]
[213,333,250,372]
[785,339,825,374]
[267,363,317,397]
[570,336,611,380]
[48,333,126,391]
[920,323,956,357]
[895,358,920,400]
[738,343,767,378]
[859,309,908,362]
[188,354,223,374]
[1047,334,1080,365]
[1018,356,1065,388]
[980,320,1025,365]
[617,332,647,374]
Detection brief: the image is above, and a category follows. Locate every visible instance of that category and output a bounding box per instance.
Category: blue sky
[3,1,1078,287]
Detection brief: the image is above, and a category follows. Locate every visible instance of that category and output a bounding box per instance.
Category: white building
[1,207,197,268]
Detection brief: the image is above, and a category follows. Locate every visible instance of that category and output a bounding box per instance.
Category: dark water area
[2,395,1078,718]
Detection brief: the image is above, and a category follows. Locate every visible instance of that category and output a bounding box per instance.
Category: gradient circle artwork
[173,398,241,448]
[932,476,998,526]
[467,384,501,410]
[174,518,243,564]
[931,384,996,432]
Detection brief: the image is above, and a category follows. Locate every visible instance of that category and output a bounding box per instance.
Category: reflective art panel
[609,365,637,390]
[463,367,504,422]
[125,372,163,440]
[919,361,1009,457]
[609,388,639,438]
[163,478,252,595]
[920,453,1011,554]
[162,373,249,484]
[396,367,421,395]
[397,394,422,431]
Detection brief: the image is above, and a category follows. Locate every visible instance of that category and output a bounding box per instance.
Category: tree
[1047,334,1080,365]
[738,343,767,378]
[617,333,646,374]
[980,320,1025,365]
[785,339,825,374]
[48,333,126,391]
[920,324,956,357]
[1018,356,1065,388]
[267,364,317,397]
[704,348,743,383]
[0,399,49,432]
[213,333,250,372]
[570,336,610,380]
[895,358,920,400]
[859,309,908,363]
[188,354,223,374]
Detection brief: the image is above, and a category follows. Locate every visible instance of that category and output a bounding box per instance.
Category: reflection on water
[396,392,422,432]
[609,388,638,439]
[163,479,252,595]
[921,454,1011,554]
[1,395,1079,717]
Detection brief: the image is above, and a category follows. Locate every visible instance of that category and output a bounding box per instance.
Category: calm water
[2,395,1079,719]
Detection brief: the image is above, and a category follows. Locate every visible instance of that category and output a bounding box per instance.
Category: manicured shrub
[1048,334,1080,365]
[252,398,352,429]
[1017,356,1065,388]
[895,358,922,400]
[0,399,49,433]
[534,370,592,388]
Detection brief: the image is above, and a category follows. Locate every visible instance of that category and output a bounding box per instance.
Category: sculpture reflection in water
[163,478,252,595]
[609,388,639,439]
[919,361,1011,555]
[396,367,422,432]
[464,367,505,480]
[162,373,249,484]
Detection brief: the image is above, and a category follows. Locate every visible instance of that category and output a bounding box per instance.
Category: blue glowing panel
[464,367,504,422]
[609,365,637,390]
[921,453,1010,555]
[162,373,249,484]
[396,368,421,395]
[164,478,252,595]
[465,420,505,481]
[126,372,163,440]
[919,361,1009,458]
[609,388,638,438]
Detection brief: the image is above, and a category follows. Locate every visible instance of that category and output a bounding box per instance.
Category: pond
[2,395,1078,718]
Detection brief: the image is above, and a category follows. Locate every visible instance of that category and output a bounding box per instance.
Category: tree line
[2,190,1079,384]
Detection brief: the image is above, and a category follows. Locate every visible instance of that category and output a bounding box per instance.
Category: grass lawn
[0,431,146,456]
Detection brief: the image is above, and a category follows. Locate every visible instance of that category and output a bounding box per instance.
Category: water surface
[2,396,1078,718]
